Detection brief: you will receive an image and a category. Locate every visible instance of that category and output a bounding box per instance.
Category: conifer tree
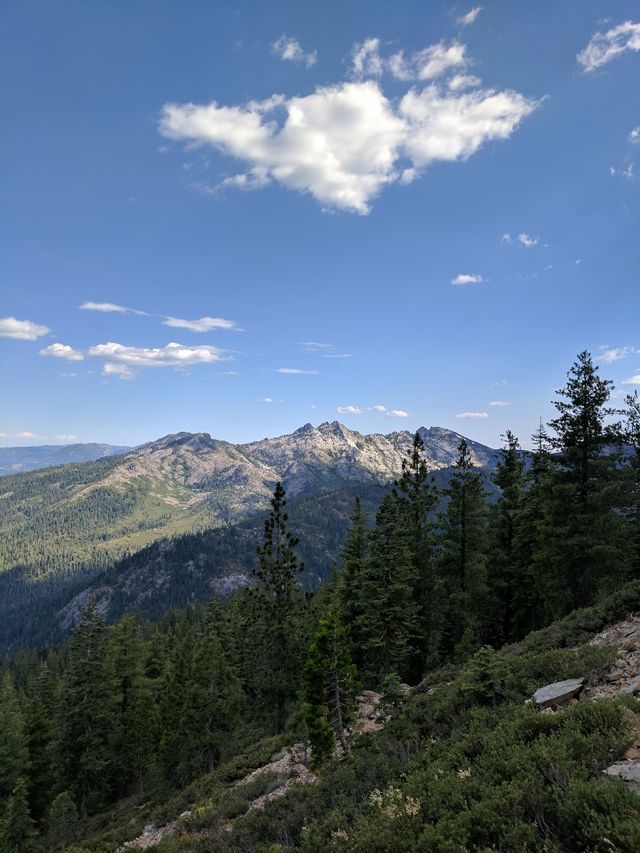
[302,599,358,766]
[394,431,439,674]
[0,672,29,808]
[110,615,154,795]
[487,430,525,644]
[547,351,624,607]
[337,497,368,669]
[358,493,417,682]
[437,438,488,660]
[253,482,307,733]
[0,778,36,853]
[24,663,56,822]
[159,622,199,785]
[623,391,640,578]
[58,599,115,816]
[46,792,78,851]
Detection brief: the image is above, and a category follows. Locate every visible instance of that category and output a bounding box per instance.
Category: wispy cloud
[79,301,148,315]
[457,7,482,27]
[597,345,639,364]
[0,317,50,340]
[298,341,352,358]
[39,343,84,361]
[387,409,409,418]
[489,400,510,407]
[258,397,274,404]
[456,411,489,418]
[160,43,539,214]
[102,362,135,380]
[55,434,78,442]
[622,374,640,385]
[275,367,320,375]
[629,126,640,144]
[451,273,486,285]
[335,403,408,417]
[163,316,240,332]
[501,232,539,247]
[272,34,317,68]
[17,431,39,439]
[578,21,640,72]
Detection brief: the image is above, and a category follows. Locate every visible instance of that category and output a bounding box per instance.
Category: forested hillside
[1,352,639,852]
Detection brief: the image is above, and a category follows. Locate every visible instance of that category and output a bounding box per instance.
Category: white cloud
[299,341,352,358]
[501,232,513,243]
[275,367,320,374]
[17,431,39,439]
[451,273,486,285]
[163,316,240,332]
[258,397,274,403]
[337,405,363,414]
[89,342,229,373]
[39,343,84,361]
[623,374,640,385]
[351,38,385,78]
[272,35,317,68]
[517,232,539,247]
[386,409,409,418]
[79,301,147,315]
[372,404,387,412]
[458,7,482,27]
[597,346,639,364]
[489,400,510,407]
[160,54,538,214]
[102,363,135,380]
[55,434,78,442]
[0,432,5,437]
[0,317,50,340]
[578,21,640,72]
[456,411,489,418]
[386,41,468,82]
[448,73,482,91]
[629,126,640,143]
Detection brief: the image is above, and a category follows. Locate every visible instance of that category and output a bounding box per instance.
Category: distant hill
[0,442,131,475]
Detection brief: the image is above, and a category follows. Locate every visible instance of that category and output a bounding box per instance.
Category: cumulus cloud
[39,343,84,361]
[578,21,640,72]
[458,7,482,27]
[489,400,510,407]
[159,49,539,214]
[272,35,317,68]
[336,403,406,416]
[623,374,640,385]
[102,362,135,380]
[258,397,274,403]
[337,405,363,414]
[55,434,78,442]
[0,317,50,340]
[630,126,640,143]
[448,73,482,91]
[456,411,489,418]
[89,342,229,373]
[79,301,148,315]
[163,316,240,332]
[517,232,539,247]
[17,431,39,439]
[597,346,639,364]
[372,404,387,412]
[386,409,409,418]
[451,273,486,285]
[275,367,320,374]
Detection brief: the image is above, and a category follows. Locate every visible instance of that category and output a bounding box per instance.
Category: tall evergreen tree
[547,351,624,608]
[437,438,488,660]
[0,779,36,853]
[24,662,56,822]
[623,391,640,578]
[337,497,369,670]
[487,430,525,644]
[394,431,439,675]
[302,598,358,766]
[253,483,307,733]
[0,672,29,808]
[58,600,115,816]
[358,493,417,682]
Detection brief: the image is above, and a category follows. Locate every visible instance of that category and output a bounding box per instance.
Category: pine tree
[302,599,358,767]
[58,599,115,816]
[0,672,29,807]
[437,438,488,660]
[159,620,199,785]
[623,391,640,578]
[24,662,56,822]
[358,493,417,682]
[547,351,624,608]
[110,614,154,795]
[487,431,525,644]
[337,497,369,670]
[46,791,78,851]
[0,778,37,853]
[253,482,307,733]
[394,431,439,675]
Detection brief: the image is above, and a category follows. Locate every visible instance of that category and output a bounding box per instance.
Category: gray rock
[533,677,585,708]
[622,675,640,696]
[603,761,640,792]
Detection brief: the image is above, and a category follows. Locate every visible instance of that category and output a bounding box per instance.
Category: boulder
[622,675,640,696]
[532,677,585,709]
[603,761,640,792]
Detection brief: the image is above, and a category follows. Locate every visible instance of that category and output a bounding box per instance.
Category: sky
[1,0,639,449]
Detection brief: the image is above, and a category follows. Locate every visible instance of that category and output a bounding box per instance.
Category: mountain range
[0,422,501,652]
[0,442,131,475]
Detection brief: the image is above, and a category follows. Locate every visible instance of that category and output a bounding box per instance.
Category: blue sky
[1,0,639,449]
